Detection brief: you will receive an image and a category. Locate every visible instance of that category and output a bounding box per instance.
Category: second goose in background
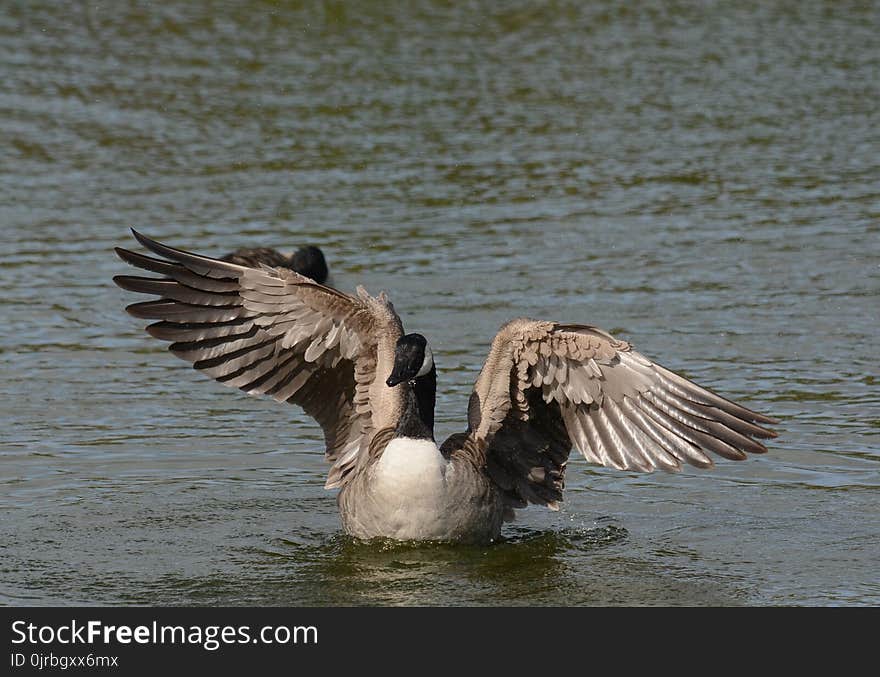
[222,244,328,284]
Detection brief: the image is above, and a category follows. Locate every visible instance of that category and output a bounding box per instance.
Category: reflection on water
[1,1,878,606]
[264,526,630,607]
[111,524,742,607]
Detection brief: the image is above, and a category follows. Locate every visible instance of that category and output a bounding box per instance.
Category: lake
[1,0,877,606]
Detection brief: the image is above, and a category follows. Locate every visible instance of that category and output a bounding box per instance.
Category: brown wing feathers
[114,230,402,489]
[456,319,777,511]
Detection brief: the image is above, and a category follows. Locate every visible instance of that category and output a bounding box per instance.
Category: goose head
[386,333,434,387]
[289,246,329,284]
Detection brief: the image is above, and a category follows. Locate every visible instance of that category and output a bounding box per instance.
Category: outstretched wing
[114,229,404,488]
[444,318,778,511]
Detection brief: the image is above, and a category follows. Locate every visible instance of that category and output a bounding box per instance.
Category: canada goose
[221,245,329,284]
[114,230,778,544]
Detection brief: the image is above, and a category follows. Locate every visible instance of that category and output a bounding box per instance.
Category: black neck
[395,365,436,441]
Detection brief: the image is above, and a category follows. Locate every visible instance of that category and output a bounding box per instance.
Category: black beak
[386,372,408,387]
[386,362,415,387]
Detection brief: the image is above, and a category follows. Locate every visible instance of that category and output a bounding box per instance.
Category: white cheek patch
[416,346,434,378]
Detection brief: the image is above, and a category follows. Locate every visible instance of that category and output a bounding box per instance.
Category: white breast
[369,437,450,539]
[374,437,446,488]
